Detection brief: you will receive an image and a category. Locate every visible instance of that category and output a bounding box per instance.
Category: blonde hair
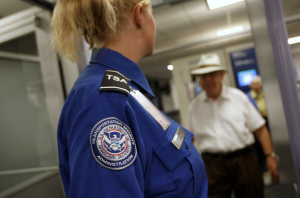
[51,0,150,61]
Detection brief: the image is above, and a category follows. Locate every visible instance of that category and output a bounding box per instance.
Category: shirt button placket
[185,143,189,149]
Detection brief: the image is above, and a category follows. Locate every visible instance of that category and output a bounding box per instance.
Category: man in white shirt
[188,53,278,198]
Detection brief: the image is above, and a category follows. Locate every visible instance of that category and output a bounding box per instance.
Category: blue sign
[230,48,260,93]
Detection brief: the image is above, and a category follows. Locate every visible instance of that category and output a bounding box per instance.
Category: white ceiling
[140,0,300,79]
[0,0,299,79]
[154,1,250,49]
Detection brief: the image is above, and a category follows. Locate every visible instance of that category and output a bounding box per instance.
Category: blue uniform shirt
[57,48,208,198]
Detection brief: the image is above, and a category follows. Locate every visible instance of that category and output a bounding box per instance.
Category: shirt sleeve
[57,91,144,198]
[243,92,266,132]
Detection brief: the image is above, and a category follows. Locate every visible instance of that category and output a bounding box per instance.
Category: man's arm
[255,125,279,184]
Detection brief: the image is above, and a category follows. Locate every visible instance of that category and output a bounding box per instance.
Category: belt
[202,146,253,158]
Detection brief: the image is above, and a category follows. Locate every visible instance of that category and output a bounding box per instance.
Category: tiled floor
[230,183,298,198]
[265,183,297,198]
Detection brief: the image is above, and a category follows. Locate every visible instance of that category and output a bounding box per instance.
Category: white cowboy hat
[190,53,227,75]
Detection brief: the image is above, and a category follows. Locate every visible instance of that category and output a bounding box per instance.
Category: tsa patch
[90,117,137,170]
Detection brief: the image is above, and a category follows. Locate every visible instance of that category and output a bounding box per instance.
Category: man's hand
[266,156,279,184]
[255,125,279,184]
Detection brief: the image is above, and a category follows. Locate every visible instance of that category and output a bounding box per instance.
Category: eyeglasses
[199,71,221,79]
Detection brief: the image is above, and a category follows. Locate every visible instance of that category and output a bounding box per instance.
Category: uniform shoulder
[100,70,131,96]
[226,86,249,101]
[71,66,130,102]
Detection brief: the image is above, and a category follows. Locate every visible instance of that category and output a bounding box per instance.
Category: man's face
[251,82,262,93]
[199,71,224,94]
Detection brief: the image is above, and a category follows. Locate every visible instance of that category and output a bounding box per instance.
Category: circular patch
[90,117,137,170]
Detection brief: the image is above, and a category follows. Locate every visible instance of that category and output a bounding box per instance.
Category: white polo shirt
[188,85,265,154]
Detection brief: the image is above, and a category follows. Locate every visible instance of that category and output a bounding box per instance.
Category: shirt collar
[220,84,231,100]
[250,89,257,98]
[90,47,155,97]
[251,89,263,99]
[200,84,231,102]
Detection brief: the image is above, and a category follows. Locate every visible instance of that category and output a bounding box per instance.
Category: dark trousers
[202,148,264,198]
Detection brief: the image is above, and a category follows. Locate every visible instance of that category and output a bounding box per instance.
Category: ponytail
[51,0,150,62]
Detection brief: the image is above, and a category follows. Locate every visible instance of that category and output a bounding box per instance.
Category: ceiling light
[207,0,244,10]
[217,26,243,36]
[167,65,174,71]
[288,36,300,45]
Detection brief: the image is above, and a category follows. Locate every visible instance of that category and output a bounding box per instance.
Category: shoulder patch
[90,117,137,170]
[100,70,131,95]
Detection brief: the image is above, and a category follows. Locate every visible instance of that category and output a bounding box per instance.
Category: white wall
[60,56,79,94]
[60,39,92,95]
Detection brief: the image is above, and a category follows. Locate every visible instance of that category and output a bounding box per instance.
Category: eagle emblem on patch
[90,117,137,170]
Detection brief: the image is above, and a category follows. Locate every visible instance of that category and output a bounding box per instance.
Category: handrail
[0,171,58,198]
[0,7,42,29]
[0,166,58,176]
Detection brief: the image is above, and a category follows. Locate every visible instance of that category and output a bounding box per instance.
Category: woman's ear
[134,4,144,28]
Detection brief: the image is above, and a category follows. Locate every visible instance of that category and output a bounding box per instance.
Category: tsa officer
[51,0,208,197]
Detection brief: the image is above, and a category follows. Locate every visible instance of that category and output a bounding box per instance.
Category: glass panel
[0,173,37,192]
[0,33,38,55]
[0,58,57,188]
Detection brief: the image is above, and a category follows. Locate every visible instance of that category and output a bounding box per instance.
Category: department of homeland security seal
[90,117,137,170]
